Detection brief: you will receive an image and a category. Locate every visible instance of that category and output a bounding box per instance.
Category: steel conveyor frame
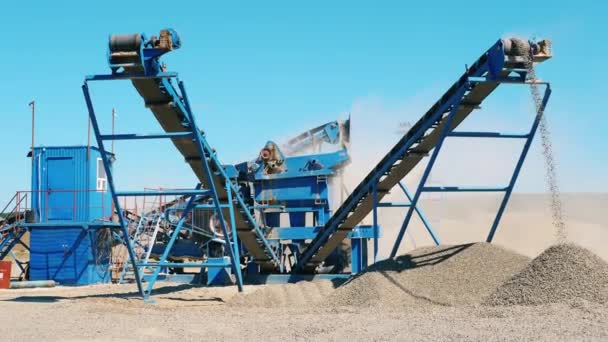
[83,76,247,300]
[294,39,552,272]
[82,30,285,299]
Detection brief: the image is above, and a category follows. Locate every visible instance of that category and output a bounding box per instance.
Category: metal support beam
[390,89,466,258]
[85,72,178,81]
[422,186,509,192]
[375,202,412,207]
[143,184,201,298]
[100,132,194,140]
[486,84,552,242]
[82,82,145,298]
[177,81,244,291]
[226,178,244,291]
[397,182,440,245]
[372,183,379,263]
[137,262,231,268]
[447,132,529,139]
[115,190,210,197]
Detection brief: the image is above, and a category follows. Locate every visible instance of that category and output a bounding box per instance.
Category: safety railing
[13,189,112,224]
[0,192,29,229]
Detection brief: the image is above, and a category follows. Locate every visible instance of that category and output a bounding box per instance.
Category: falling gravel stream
[524,50,567,243]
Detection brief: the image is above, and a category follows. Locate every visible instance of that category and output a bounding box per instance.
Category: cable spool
[109,33,142,52]
[502,37,531,57]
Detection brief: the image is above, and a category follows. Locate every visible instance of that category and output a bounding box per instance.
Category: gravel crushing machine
[82,31,551,300]
[1,30,552,300]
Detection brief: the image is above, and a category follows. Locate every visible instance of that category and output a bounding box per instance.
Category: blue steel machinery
[118,118,363,285]
[81,30,374,300]
[0,29,551,300]
[83,31,552,299]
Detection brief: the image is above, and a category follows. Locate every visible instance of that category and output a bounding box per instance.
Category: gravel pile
[326,243,529,308]
[228,279,336,308]
[485,244,608,306]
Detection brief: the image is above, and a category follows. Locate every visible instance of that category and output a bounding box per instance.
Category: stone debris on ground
[485,244,608,306]
[228,278,337,308]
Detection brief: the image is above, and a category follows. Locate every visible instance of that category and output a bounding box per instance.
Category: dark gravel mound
[326,243,529,307]
[485,244,608,306]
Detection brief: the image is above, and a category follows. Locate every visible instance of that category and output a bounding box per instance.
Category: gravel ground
[0,286,606,342]
[0,243,606,341]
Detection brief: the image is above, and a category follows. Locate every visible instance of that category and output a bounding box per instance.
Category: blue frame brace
[82,75,247,300]
[390,87,466,258]
[390,82,552,257]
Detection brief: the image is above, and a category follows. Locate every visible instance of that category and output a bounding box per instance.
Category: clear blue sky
[0,1,605,197]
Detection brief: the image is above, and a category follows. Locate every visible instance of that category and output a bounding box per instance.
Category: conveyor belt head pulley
[108,28,181,73]
[500,37,552,62]
[487,37,552,78]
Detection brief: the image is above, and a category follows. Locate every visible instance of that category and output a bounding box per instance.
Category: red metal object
[0,261,11,289]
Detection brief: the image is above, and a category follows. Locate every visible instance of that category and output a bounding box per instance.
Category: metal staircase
[0,193,30,279]
[119,212,163,282]
[0,225,27,260]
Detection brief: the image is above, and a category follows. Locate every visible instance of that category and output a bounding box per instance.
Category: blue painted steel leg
[397,182,440,245]
[177,81,244,290]
[486,84,552,242]
[82,82,145,298]
[372,182,379,263]
[225,179,244,291]
[390,90,466,258]
[350,238,368,274]
[144,185,202,299]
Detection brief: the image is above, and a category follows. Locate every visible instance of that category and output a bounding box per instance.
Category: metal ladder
[119,212,163,283]
[0,193,29,261]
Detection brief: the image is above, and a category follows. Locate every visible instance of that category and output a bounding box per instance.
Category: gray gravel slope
[485,243,608,306]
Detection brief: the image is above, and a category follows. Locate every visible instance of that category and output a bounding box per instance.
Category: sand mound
[485,244,608,306]
[326,243,529,307]
[229,280,336,308]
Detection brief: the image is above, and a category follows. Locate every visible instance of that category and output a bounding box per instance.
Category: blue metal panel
[253,150,349,180]
[88,148,113,222]
[46,157,75,220]
[289,212,305,227]
[29,227,110,285]
[30,146,113,223]
[269,225,379,240]
[206,257,231,286]
[351,238,368,274]
[255,177,328,203]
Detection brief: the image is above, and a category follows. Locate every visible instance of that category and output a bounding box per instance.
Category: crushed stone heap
[326,242,529,308]
[485,244,608,306]
[228,279,336,308]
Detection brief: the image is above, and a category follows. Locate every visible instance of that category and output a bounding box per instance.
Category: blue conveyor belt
[294,38,551,272]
